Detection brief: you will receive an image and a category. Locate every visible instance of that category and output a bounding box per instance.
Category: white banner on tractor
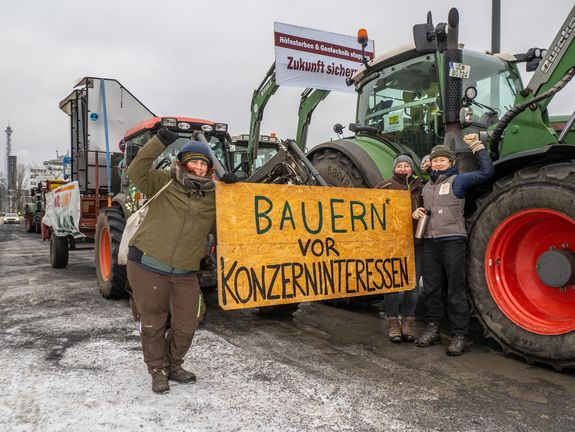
[42,181,84,239]
[274,22,375,93]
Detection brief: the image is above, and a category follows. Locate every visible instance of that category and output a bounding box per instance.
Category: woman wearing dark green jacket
[126,128,216,394]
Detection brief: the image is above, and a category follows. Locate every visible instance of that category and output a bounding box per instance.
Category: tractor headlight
[201,124,213,132]
[464,86,477,101]
[162,118,177,127]
[178,122,191,130]
[214,123,228,133]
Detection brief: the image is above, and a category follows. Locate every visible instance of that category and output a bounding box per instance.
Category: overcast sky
[0,0,573,172]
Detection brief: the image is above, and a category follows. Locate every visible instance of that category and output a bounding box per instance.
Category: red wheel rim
[99,227,111,281]
[485,208,575,335]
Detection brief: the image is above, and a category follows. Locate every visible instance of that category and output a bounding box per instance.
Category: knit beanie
[393,154,414,169]
[177,140,213,168]
[429,144,455,161]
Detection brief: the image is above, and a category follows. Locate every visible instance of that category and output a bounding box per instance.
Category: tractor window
[124,130,228,171]
[229,143,278,178]
[160,136,192,162]
[124,131,151,166]
[230,144,249,178]
[461,51,523,128]
[206,135,227,167]
[357,55,440,157]
[155,135,228,168]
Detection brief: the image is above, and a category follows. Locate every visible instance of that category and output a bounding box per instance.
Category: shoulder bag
[118,179,173,265]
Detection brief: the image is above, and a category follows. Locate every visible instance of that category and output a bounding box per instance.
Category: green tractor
[24,179,67,234]
[247,7,575,368]
[24,193,42,233]
[308,7,575,369]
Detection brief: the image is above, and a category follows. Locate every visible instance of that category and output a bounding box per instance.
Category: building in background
[8,155,17,190]
[28,153,68,189]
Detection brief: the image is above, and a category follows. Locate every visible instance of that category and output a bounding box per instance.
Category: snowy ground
[1,224,574,432]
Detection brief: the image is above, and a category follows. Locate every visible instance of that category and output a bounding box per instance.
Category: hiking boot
[387,317,402,343]
[168,367,197,384]
[415,322,441,347]
[151,368,170,394]
[401,316,417,343]
[447,335,466,356]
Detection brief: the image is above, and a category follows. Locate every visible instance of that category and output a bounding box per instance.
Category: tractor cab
[353,45,524,160]
[118,116,230,215]
[120,116,230,171]
[229,133,280,179]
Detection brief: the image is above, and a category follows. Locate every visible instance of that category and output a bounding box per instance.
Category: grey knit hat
[393,154,414,169]
[429,144,455,161]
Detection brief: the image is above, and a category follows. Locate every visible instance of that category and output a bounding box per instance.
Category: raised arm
[452,134,495,199]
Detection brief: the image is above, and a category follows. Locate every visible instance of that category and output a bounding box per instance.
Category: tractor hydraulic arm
[296,88,330,151]
[486,5,575,155]
[246,139,328,186]
[526,5,575,105]
[247,63,279,169]
[489,67,575,149]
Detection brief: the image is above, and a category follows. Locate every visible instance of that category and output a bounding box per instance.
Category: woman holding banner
[376,154,424,343]
[125,127,220,394]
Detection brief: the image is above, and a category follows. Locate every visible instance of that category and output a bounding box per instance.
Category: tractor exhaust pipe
[443,8,461,126]
[442,8,477,172]
[492,0,501,54]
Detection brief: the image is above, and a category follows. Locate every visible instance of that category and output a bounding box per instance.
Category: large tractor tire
[50,234,69,268]
[311,149,368,188]
[33,212,42,234]
[95,207,129,299]
[311,148,385,307]
[467,163,575,370]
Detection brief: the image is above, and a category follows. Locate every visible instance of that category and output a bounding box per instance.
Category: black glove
[220,172,240,184]
[156,127,179,146]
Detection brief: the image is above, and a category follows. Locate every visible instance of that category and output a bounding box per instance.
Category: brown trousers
[127,261,204,373]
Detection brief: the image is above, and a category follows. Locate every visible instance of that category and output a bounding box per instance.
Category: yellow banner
[216,183,415,310]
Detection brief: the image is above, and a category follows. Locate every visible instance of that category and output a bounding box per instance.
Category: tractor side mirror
[514,47,548,72]
[413,11,438,53]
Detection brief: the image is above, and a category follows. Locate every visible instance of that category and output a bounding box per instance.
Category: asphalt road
[1,223,574,432]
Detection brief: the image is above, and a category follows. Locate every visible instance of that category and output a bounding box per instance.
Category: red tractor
[94,116,231,299]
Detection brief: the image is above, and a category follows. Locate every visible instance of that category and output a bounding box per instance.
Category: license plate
[448,62,471,79]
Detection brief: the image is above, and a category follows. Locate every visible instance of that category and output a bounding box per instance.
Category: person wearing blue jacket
[412,133,494,356]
